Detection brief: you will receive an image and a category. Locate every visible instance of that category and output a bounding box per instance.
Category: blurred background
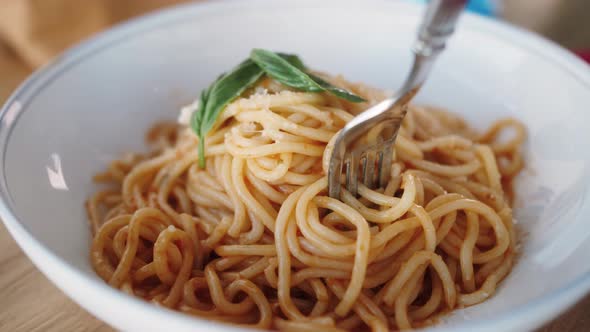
[1,0,590,103]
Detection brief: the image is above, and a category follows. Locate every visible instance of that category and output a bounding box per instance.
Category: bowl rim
[1,0,590,330]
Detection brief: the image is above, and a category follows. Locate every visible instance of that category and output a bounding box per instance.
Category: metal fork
[328,0,467,198]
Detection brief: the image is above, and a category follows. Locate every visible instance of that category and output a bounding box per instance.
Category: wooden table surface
[0,221,588,331]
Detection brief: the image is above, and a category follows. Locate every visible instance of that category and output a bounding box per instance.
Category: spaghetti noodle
[87,74,525,331]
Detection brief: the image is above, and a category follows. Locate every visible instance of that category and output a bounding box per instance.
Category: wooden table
[0,222,588,331]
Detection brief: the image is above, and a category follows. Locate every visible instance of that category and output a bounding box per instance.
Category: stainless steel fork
[327,0,467,198]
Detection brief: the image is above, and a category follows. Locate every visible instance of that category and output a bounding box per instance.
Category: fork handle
[414,0,467,57]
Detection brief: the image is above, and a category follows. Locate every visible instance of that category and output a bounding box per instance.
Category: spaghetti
[87,74,525,331]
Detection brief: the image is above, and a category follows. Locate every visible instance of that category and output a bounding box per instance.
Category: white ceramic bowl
[2,0,590,331]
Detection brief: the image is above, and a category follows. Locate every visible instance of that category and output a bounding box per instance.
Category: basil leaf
[194,59,264,167]
[201,59,263,132]
[309,73,366,103]
[278,53,306,71]
[275,50,366,102]
[192,87,209,136]
[251,49,323,92]
[192,88,209,167]
[192,49,367,168]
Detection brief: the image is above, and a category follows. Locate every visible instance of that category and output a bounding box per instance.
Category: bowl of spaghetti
[2,0,590,331]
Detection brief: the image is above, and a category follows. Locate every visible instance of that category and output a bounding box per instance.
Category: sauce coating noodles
[87,76,525,331]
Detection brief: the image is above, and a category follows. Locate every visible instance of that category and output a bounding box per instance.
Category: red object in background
[574,50,590,64]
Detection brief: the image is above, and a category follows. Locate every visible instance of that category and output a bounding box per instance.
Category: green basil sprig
[250,49,324,92]
[277,53,306,70]
[252,49,366,103]
[192,49,366,168]
[309,73,366,103]
[192,59,263,167]
[274,52,366,103]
